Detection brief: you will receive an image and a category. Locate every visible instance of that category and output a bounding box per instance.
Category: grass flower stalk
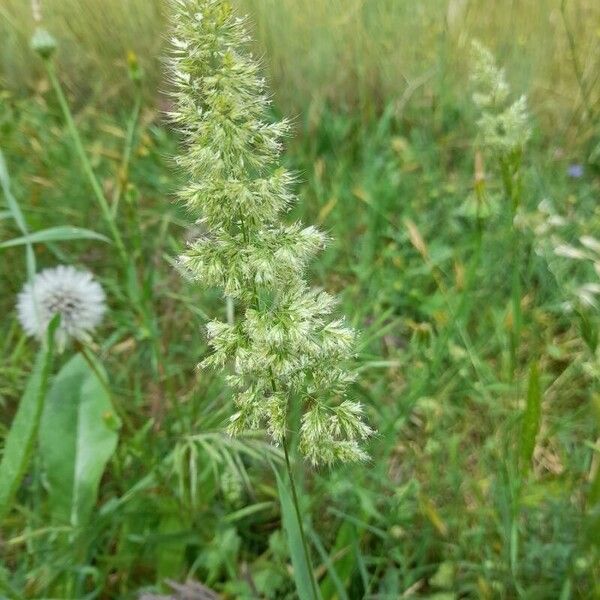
[471,41,531,378]
[470,42,535,589]
[168,0,372,595]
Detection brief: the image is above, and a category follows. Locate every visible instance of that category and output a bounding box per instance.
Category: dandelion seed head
[17,265,106,349]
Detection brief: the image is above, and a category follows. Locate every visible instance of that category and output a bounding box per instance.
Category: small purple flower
[567,164,584,178]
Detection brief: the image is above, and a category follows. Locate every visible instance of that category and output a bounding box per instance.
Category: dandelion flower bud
[17,265,106,350]
[30,27,57,59]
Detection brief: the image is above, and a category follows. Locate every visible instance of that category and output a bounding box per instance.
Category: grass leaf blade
[275,469,318,600]
[519,361,541,475]
[0,226,110,249]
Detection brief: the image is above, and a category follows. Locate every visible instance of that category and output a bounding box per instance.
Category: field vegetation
[1,0,600,598]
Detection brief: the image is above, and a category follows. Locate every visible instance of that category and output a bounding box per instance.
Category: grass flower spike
[169,0,372,465]
[17,265,106,350]
[471,40,531,156]
[470,40,533,377]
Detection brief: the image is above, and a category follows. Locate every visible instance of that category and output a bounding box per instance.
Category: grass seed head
[169,0,372,464]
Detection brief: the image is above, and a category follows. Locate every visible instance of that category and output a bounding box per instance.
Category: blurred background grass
[1,0,599,134]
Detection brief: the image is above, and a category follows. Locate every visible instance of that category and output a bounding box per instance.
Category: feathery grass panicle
[169,0,372,465]
[470,41,532,378]
[471,40,531,156]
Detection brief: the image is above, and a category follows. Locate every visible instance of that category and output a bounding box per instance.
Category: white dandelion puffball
[17,265,106,348]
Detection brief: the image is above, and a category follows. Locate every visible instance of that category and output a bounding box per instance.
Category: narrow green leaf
[0,318,57,524]
[519,361,542,475]
[589,466,600,508]
[0,148,27,235]
[0,226,110,249]
[310,524,350,600]
[275,469,318,600]
[223,501,273,523]
[156,500,188,581]
[589,395,600,507]
[0,147,36,280]
[0,565,25,600]
[39,353,121,526]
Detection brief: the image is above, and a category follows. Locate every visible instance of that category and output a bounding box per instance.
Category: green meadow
[1,1,599,598]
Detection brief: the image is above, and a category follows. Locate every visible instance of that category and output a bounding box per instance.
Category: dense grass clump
[1,0,600,598]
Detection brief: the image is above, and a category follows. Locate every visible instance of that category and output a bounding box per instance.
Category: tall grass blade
[0,226,110,249]
[309,524,350,600]
[0,149,27,235]
[0,566,24,600]
[275,469,319,600]
[0,147,36,279]
[519,361,541,475]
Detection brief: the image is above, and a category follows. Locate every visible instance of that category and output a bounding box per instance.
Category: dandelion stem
[77,343,135,434]
[43,59,128,266]
[43,58,163,379]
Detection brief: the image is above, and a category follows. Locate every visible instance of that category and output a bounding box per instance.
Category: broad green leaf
[519,361,541,475]
[39,353,121,526]
[0,226,109,249]
[0,318,57,524]
[275,469,319,600]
